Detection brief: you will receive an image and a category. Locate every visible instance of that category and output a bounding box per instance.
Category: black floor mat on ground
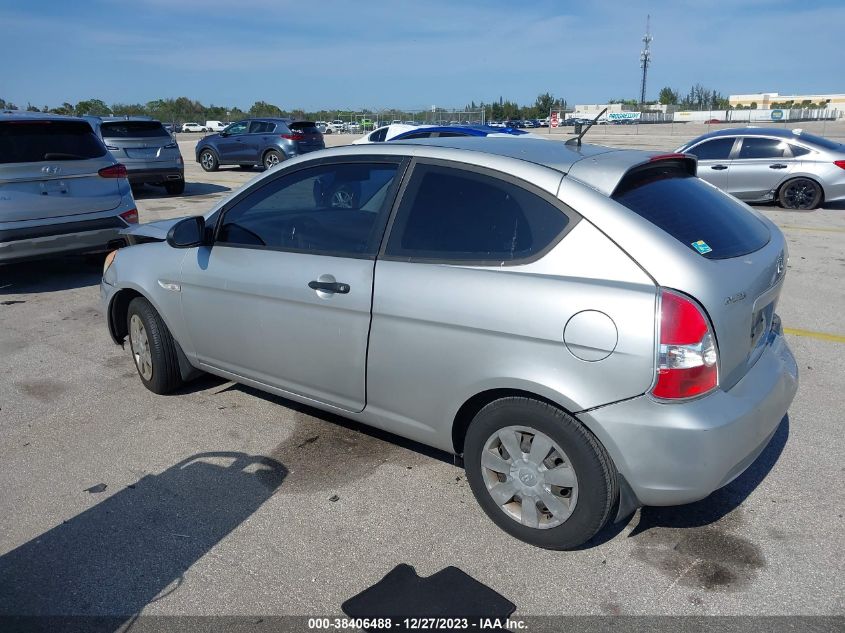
[342,564,516,631]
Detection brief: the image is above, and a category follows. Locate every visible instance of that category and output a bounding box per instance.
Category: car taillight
[651,289,718,400]
[119,208,139,224]
[98,164,127,178]
[281,133,305,141]
[834,160,845,170]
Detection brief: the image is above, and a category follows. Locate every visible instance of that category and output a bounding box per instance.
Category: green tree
[658,86,679,105]
[248,101,283,118]
[74,99,111,116]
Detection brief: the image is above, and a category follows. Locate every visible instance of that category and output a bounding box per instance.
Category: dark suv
[195,119,324,171]
[85,117,185,195]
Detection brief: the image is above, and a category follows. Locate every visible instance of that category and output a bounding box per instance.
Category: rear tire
[199,149,219,172]
[127,297,183,395]
[464,397,618,550]
[778,177,822,210]
[164,179,185,195]
[263,150,283,169]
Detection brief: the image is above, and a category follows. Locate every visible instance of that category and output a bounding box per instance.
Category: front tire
[464,397,618,549]
[127,297,183,394]
[779,177,822,210]
[199,149,219,172]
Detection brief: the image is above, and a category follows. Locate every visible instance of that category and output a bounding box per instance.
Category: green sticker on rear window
[691,240,713,255]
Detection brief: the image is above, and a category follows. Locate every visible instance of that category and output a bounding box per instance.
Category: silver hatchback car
[676,127,845,209]
[101,138,798,549]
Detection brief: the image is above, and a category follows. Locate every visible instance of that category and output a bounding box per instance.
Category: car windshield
[100,121,169,138]
[0,120,107,163]
[613,162,770,260]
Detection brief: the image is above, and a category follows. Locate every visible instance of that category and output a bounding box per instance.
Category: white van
[205,121,226,132]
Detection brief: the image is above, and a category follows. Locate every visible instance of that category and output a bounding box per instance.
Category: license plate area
[125,147,159,159]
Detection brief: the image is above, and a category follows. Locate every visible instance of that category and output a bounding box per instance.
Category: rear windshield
[612,163,770,259]
[100,121,169,138]
[289,121,320,133]
[793,132,841,150]
[0,120,107,163]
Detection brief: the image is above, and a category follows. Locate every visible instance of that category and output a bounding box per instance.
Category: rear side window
[689,138,734,160]
[100,121,169,138]
[0,121,107,163]
[613,163,770,260]
[789,144,811,157]
[385,164,571,263]
[738,137,789,159]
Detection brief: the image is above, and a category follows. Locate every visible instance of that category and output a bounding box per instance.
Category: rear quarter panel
[365,220,657,453]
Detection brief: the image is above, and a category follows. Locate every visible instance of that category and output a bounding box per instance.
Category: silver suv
[86,117,185,195]
[101,137,798,549]
[1,113,138,263]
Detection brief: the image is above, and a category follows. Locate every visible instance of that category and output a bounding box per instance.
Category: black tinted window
[738,137,789,159]
[369,128,388,142]
[789,144,810,157]
[385,164,570,263]
[0,121,107,163]
[613,164,770,260]
[218,162,399,256]
[100,121,169,138]
[289,121,319,134]
[689,138,734,160]
[399,132,434,139]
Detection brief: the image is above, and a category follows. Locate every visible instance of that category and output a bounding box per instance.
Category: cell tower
[639,15,652,106]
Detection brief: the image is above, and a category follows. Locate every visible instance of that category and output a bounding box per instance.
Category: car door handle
[769,164,788,169]
[308,280,350,294]
[711,164,728,170]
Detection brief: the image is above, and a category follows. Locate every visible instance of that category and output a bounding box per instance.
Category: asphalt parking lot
[1,125,843,622]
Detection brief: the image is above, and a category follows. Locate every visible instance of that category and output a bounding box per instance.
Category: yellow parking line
[778,225,845,233]
[784,327,845,343]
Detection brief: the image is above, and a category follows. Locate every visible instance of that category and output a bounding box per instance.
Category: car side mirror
[220,131,229,137]
[167,216,207,248]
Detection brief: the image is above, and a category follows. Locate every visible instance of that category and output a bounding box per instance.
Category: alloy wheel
[783,178,819,209]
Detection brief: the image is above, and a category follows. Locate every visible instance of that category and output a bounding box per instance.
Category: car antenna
[566,107,608,147]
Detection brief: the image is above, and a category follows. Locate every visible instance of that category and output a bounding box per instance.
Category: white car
[205,120,226,132]
[182,122,206,133]
[327,120,345,134]
[352,124,421,144]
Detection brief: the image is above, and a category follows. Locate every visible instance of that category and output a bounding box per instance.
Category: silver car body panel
[102,138,798,507]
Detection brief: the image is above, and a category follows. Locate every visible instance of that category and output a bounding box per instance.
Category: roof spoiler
[565,107,607,147]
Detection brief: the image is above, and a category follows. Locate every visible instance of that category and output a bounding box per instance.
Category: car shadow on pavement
[131,182,230,199]
[581,415,790,547]
[1,255,104,295]
[0,452,286,630]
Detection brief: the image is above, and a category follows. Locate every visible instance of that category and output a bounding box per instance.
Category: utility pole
[639,15,652,107]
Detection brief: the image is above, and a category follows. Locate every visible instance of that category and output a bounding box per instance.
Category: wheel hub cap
[129,314,153,381]
[480,425,578,529]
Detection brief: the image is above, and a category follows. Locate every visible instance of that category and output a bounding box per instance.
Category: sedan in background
[0,113,138,263]
[677,127,845,209]
[101,137,797,549]
[86,117,185,195]
[195,118,324,171]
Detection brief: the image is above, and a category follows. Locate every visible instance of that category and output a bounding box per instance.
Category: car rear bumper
[0,215,129,263]
[126,166,184,184]
[578,320,799,507]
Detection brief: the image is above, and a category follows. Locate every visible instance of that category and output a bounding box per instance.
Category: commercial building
[728,92,845,109]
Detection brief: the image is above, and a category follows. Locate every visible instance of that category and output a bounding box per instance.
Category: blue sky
[1,0,842,111]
